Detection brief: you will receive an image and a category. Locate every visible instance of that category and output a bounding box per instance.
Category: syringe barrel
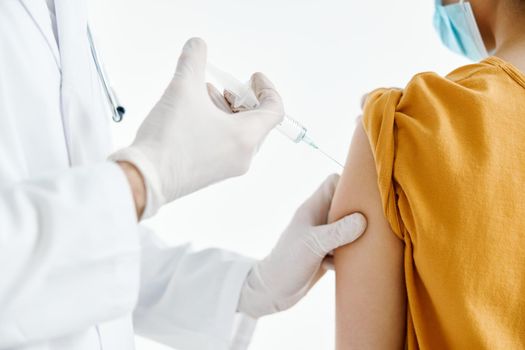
[206,63,308,143]
[277,116,307,143]
[207,64,259,109]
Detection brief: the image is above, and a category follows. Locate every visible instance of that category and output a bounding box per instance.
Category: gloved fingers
[308,265,327,289]
[295,174,340,226]
[207,83,234,113]
[224,90,251,113]
[308,213,367,256]
[322,256,334,271]
[174,37,208,84]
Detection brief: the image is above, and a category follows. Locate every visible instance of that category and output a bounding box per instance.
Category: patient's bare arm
[328,123,406,350]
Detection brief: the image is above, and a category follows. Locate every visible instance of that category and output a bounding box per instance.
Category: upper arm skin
[329,123,406,350]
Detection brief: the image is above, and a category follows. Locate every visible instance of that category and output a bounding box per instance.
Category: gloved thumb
[308,213,367,257]
[174,37,208,84]
[243,72,284,132]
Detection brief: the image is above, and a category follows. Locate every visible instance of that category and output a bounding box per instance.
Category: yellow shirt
[363,57,525,349]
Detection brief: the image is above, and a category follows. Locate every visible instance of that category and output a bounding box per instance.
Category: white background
[89,1,466,349]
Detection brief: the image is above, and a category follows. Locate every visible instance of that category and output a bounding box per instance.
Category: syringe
[207,63,344,168]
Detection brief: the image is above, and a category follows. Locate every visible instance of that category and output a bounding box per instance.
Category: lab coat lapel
[18,0,61,69]
[54,0,112,165]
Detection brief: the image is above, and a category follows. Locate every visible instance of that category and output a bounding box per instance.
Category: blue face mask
[433,0,489,61]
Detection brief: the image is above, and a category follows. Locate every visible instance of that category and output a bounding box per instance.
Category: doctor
[0,1,367,349]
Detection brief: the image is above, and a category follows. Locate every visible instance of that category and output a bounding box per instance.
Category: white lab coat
[0,1,257,349]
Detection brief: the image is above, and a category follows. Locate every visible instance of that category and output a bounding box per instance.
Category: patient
[329,0,525,348]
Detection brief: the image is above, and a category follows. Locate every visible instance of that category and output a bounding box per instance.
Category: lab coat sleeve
[134,229,258,350]
[0,162,141,349]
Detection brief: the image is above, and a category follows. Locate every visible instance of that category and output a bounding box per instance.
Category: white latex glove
[237,174,367,319]
[110,38,284,218]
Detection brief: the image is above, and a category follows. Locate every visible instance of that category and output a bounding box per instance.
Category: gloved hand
[110,38,284,218]
[237,174,367,319]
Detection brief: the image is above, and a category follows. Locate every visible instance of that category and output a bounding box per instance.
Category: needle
[309,143,345,169]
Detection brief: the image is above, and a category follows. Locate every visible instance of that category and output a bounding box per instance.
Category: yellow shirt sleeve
[360,58,525,348]
[362,88,405,240]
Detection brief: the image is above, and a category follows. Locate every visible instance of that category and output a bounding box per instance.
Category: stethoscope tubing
[87,25,125,123]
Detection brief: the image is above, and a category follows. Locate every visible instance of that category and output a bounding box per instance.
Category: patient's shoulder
[364,62,501,118]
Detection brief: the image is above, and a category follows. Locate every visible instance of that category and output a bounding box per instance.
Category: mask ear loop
[459,1,489,59]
